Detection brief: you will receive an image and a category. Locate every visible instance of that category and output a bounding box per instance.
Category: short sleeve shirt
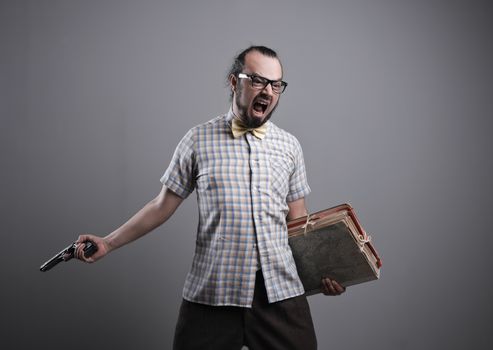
[161,110,311,307]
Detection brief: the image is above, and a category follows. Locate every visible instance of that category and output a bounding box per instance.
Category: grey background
[2,0,492,349]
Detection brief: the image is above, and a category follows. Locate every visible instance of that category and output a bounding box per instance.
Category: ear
[229,74,237,93]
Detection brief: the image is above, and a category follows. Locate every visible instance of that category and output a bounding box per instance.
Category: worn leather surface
[289,221,379,295]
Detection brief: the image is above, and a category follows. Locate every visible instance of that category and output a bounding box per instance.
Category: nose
[262,82,275,95]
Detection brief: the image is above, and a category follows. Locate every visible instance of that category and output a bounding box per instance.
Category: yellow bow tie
[231,118,268,140]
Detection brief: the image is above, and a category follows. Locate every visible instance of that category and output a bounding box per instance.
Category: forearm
[287,197,308,221]
[104,188,182,252]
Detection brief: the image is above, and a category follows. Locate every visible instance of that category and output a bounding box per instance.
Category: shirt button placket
[255,135,271,281]
[248,135,264,270]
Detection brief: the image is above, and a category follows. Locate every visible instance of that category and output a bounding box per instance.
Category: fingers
[76,234,93,245]
[74,234,99,263]
[332,280,346,294]
[321,277,346,296]
[74,241,88,261]
[322,277,336,295]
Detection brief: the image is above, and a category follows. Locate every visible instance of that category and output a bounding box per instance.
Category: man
[75,46,345,349]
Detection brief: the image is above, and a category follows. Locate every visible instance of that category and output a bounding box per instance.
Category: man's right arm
[74,186,184,262]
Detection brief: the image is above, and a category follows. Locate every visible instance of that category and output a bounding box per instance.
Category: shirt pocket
[269,156,293,201]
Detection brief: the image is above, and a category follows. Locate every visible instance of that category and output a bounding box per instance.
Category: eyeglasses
[238,73,288,94]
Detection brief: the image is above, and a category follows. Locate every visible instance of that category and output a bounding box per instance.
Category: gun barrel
[39,255,64,271]
[39,244,75,272]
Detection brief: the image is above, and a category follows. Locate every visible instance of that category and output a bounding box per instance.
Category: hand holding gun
[40,241,98,272]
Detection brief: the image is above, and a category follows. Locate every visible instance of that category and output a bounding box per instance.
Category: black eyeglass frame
[237,73,288,94]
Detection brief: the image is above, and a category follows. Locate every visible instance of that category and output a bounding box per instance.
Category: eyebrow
[251,72,283,81]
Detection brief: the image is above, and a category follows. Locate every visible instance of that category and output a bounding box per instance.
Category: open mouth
[253,100,269,115]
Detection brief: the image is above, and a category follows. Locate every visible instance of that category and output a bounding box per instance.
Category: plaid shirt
[161,110,311,307]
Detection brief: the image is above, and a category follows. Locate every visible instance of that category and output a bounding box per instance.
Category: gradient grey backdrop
[2,0,492,349]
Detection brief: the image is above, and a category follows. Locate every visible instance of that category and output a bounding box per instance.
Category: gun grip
[83,241,98,258]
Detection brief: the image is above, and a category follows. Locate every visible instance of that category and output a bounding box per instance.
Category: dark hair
[226,45,281,101]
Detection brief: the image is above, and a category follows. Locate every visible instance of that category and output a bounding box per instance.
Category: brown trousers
[173,271,317,350]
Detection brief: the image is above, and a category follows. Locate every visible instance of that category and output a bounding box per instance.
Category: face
[231,51,283,128]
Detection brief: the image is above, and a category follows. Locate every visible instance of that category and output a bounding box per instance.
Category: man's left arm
[287,198,346,296]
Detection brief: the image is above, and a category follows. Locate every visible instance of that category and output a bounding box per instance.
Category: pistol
[40,241,98,272]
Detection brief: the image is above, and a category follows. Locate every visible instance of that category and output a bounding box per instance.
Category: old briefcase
[288,203,382,295]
